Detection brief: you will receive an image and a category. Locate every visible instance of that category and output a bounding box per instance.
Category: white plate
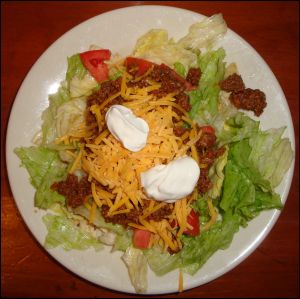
[6,5,295,294]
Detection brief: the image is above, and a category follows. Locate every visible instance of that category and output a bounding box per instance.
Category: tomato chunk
[200,125,215,135]
[133,229,151,249]
[184,209,200,236]
[125,57,153,76]
[80,49,111,82]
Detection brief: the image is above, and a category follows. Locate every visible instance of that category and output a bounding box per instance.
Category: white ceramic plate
[6,5,295,294]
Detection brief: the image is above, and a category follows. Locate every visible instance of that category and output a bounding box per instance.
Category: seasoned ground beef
[195,127,226,194]
[219,73,245,92]
[51,174,91,208]
[101,205,141,226]
[86,77,122,125]
[101,200,173,227]
[186,67,201,87]
[196,132,216,149]
[197,168,213,194]
[230,88,267,116]
[173,126,189,137]
[174,92,191,112]
[149,64,187,97]
[145,201,173,222]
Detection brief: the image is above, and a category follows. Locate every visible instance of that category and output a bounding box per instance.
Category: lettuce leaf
[174,62,187,77]
[217,112,260,145]
[72,205,126,236]
[207,145,229,199]
[144,247,182,276]
[180,213,240,275]
[248,127,294,188]
[55,97,87,137]
[122,247,148,293]
[14,146,68,209]
[144,213,240,276]
[66,54,87,83]
[177,13,227,50]
[220,159,282,227]
[41,82,71,145]
[189,48,226,122]
[132,14,227,70]
[43,213,103,251]
[133,29,197,69]
[69,73,98,98]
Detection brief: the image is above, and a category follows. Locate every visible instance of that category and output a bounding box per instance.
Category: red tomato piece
[200,125,215,135]
[133,229,152,249]
[125,57,153,76]
[184,209,200,236]
[80,49,111,82]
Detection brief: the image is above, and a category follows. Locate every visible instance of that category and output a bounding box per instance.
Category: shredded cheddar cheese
[56,70,202,252]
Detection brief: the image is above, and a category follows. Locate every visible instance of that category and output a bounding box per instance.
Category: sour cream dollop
[140,156,200,203]
[105,105,149,152]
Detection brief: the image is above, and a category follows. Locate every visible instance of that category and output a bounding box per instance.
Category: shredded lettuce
[132,14,226,70]
[207,145,229,199]
[69,73,98,98]
[66,54,87,83]
[177,14,227,50]
[133,29,197,69]
[144,213,240,276]
[174,62,187,77]
[220,159,282,227]
[189,48,226,122]
[55,97,86,137]
[217,112,260,145]
[72,205,129,238]
[180,213,240,275]
[14,147,68,209]
[144,247,182,276]
[248,127,294,188]
[218,114,294,189]
[122,247,148,293]
[43,213,103,251]
[41,82,71,145]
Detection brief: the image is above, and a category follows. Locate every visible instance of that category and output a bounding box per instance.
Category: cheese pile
[58,70,202,252]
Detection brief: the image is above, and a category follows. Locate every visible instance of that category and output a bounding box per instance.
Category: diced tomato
[80,49,111,82]
[133,229,152,249]
[170,219,178,228]
[125,57,153,76]
[200,125,215,135]
[183,209,200,236]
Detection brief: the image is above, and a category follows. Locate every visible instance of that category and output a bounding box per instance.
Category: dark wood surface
[1,1,299,298]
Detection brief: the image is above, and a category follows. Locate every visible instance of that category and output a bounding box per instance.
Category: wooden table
[1,1,299,297]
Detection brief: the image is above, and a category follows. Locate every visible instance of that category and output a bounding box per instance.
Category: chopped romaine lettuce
[189,48,226,123]
[43,213,103,251]
[178,14,227,50]
[132,14,227,70]
[55,97,86,137]
[133,29,197,69]
[217,112,260,145]
[207,145,229,199]
[14,147,68,209]
[66,54,87,83]
[41,82,71,145]
[72,205,128,236]
[122,247,148,293]
[220,158,282,226]
[180,213,240,275]
[174,62,187,77]
[144,247,182,276]
[69,73,98,98]
[248,127,294,188]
